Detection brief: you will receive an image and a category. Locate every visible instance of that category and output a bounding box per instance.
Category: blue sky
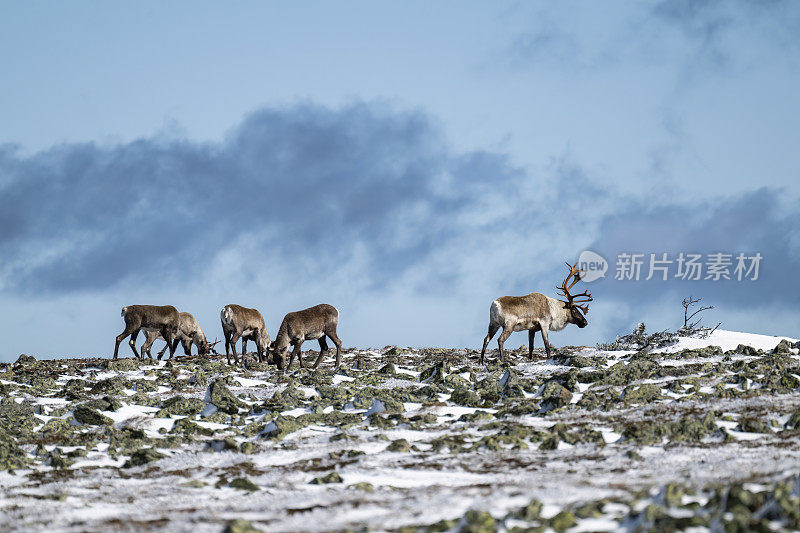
[1,1,799,361]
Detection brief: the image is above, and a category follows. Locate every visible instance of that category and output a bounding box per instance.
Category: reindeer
[270,304,342,372]
[479,262,592,363]
[140,312,217,359]
[113,305,180,360]
[220,304,270,367]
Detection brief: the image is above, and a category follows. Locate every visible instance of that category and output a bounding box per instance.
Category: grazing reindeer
[220,304,270,367]
[114,305,180,360]
[270,304,342,371]
[141,312,217,359]
[480,263,592,363]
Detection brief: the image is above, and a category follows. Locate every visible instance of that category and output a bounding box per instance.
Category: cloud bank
[1,101,798,360]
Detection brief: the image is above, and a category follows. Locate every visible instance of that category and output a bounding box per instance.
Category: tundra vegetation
[1,332,800,531]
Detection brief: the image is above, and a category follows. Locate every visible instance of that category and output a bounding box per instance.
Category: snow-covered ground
[1,330,799,531]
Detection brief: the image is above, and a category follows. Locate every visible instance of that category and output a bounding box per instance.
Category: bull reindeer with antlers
[479,262,593,363]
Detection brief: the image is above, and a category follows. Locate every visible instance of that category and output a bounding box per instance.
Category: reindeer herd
[112,262,592,371]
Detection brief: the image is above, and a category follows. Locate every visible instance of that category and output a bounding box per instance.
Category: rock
[772,339,793,355]
[419,361,448,383]
[123,448,166,468]
[516,498,543,520]
[39,418,72,436]
[461,510,496,533]
[386,438,410,452]
[450,387,483,407]
[550,510,576,532]
[600,359,658,386]
[0,428,30,470]
[310,471,342,484]
[80,396,122,413]
[207,379,246,414]
[103,358,141,371]
[349,482,374,493]
[664,483,684,507]
[15,354,36,364]
[623,383,662,404]
[540,381,572,413]
[224,519,263,533]
[377,363,396,375]
[73,406,113,426]
[190,367,208,386]
[0,399,38,437]
[738,418,771,433]
[229,477,259,491]
[157,395,206,417]
[736,344,759,356]
[785,410,800,429]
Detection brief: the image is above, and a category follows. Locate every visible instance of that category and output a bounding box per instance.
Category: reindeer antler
[557,261,593,313]
[209,337,221,355]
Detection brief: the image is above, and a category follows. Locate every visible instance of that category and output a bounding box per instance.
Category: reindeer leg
[497,327,512,363]
[312,337,328,369]
[328,331,342,370]
[229,332,242,366]
[541,328,552,358]
[162,327,177,360]
[528,329,536,360]
[295,341,307,369]
[223,331,233,364]
[241,338,248,362]
[156,340,169,360]
[480,323,500,364]
[114,326,135,360]
[128,329,141,359]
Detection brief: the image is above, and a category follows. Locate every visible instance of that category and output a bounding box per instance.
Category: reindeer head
[268,340,290,371]
[199,337,220,356]
[557,262,593,328]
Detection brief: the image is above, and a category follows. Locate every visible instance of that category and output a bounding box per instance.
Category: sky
[1,1,799,361]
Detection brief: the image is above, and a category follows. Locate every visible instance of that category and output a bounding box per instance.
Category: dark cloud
[0,102,524,294]
[586,188,800,313]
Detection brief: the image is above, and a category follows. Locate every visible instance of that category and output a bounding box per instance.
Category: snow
[665,329,796,353]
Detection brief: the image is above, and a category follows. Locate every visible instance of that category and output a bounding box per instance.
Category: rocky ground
[1,330,800,532]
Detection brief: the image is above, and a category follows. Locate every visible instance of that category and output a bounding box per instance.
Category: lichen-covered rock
[738,418,771,433]
[73,406,113,426]
[772,339,793,354]
[80,396,122,413]
[123,447,166,468]
[224,519,263,533]
[419,361,448,383]
[39,417,72,436]
[103,358,141,371]
[623,383,662,404]
[229,477,259,491]
[157,395,206,417]
[310,471,342,484]
[550,510,576,532]
[736,344,759,356]
[90,376,130,395]
[261,416,305,440]
[515,498,543,521]
[600,359,658,386]
[461,510,497,533]
[386,438,410,452]
[15,354,37,365]
[208,379,246,414]
[540,381,572,413]
[0,399,37,438]
[449,386,483,407]
[0,428,30,470]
